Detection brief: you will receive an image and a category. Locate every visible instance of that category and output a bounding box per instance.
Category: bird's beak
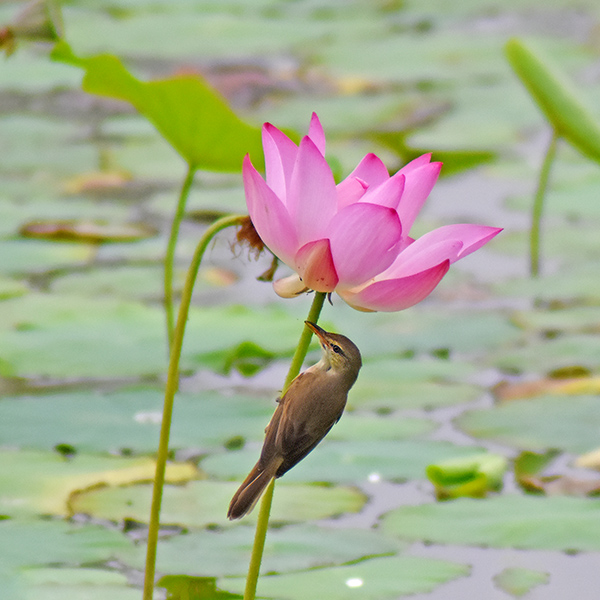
[305,321,328,345]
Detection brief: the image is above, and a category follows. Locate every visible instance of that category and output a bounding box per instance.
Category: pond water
[2,0,600,599]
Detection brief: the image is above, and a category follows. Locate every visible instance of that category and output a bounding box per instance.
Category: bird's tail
[227,456,284,520]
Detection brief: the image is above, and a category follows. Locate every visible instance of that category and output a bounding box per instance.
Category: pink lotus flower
[244,113,501,312]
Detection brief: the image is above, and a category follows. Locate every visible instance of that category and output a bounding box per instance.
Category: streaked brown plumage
[227,321,362,520]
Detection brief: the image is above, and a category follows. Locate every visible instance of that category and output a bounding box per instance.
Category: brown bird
[227,321,362,520]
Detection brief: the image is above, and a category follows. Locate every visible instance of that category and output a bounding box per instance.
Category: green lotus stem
[164,164,197,349]
[143,214,247,600]
[530,132,558,278]
[243,291,327,600]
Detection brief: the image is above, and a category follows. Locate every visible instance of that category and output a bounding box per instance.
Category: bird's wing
[255,401,284,470]
[274,372,343,477]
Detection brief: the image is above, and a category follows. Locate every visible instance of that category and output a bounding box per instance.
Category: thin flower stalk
[143,214,247,600]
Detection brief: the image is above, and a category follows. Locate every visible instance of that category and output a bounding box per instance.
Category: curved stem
[530,131,559,278]
[143,214,247,600]
[243,291,327,600]
[164,164,197,348]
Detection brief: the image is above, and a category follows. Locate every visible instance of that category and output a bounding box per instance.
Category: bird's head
[305,321,362,383]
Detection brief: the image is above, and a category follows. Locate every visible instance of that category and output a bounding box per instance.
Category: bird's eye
[332,344,343,354]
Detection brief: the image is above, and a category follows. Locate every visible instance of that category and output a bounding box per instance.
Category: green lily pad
[159,576,242,600]
[511,305,600,335]
[0,449,195,517]
[457,394,600,454]
[0,191,132,238]
[495,261,600,303]
[490,334,600,375]
[0,295,304,378]
[0,388,288,454]
[22,568,139,600]
[108,135,193,179]
[506,171,600,220]
[0,49,81,91]
[331,412,437,441]
[493,566,549,597]
[382,494,600,551]
[0,518,132,568]
[62,7,340,61]
[202,440,489,484]
[70,480,366,526]
[0,239,93,276]
[328,305,520,358]
[0,388,275,453]
[19,219,157,244]
[220,554,469,600]
[321,28,508,83]
[51,265,168,301]
[0,115,96,175]
[201,341,277,377]
[349,358,480,410]
[0,381,434,456]
[118,524,403,578]
[492,223,600,266]
[0,276,28,299]
[426,453,507,499]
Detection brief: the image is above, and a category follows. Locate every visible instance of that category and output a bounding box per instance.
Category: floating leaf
[70,480,366,527]
[382,495,600,551]
[0,239,93,276]
[22,568,139,600]
[458,394,600,455]
[505,38,600,164]
[514,450,560,481]
[426,453,507,499]
[0,296,303,378]
[203,440,488,484]
[220,554,469,600]
[200,341,276,377]
[159,576,242,600]
[19,219,158,244]
[127,525,402,578]
[0,389,275,454]
[51,41,264,171]
[493,567,549,598]
[0,276,28,299]
[490,334,600,375]
[63,171,132,195]
[0,449,195,517]
[350,358,480,410]
[494,376,600,401]
[0,518,132,569]
[514,450,600,496]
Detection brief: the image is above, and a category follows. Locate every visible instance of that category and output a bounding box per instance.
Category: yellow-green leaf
[505,38,600,164]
